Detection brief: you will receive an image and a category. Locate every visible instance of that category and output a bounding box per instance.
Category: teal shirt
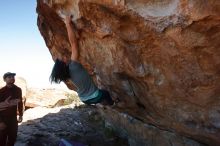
[68,61,99,101]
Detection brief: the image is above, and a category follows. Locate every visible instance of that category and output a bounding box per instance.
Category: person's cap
[3,72,16,79]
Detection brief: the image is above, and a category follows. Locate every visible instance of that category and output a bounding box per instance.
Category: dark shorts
[83,90,114,105]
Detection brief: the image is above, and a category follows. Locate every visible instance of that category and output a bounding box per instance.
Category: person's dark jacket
[0,85,23,117]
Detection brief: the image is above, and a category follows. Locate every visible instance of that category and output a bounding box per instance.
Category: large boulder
[36,0,220,145]
[25,88,80,108]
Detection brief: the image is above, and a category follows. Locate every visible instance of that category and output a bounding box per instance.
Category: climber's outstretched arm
[65,15,79,61]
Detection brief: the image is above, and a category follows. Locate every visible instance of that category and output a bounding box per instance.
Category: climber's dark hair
[50,59,70,84]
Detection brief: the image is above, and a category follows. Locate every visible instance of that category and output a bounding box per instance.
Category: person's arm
[0,98,20,108]
[65,15,79,61]
[17,89,23,122]
[0,97,21,111]
[0,96,11,109]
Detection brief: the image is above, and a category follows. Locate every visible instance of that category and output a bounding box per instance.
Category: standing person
[0,72,23,146]
[50,15,114,105]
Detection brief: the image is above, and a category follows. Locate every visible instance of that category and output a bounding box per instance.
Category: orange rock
[36,0,220,145]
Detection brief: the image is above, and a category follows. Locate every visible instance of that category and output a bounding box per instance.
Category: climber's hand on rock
[65,15,73,25]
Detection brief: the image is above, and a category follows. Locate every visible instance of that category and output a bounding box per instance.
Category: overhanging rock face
[36,0,220,145]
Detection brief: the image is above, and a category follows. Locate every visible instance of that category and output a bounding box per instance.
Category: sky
[0,1,66,88]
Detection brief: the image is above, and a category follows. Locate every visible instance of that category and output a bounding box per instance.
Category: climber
[50,15,114,106]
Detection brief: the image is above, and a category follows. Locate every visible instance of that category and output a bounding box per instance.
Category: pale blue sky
[0,1,66,88]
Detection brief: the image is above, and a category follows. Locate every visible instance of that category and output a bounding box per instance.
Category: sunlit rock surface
[36,0,220,145]
[25,88,79,108]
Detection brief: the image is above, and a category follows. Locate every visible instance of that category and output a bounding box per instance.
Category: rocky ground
[12,87,204,146]
[15,103,128,146]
